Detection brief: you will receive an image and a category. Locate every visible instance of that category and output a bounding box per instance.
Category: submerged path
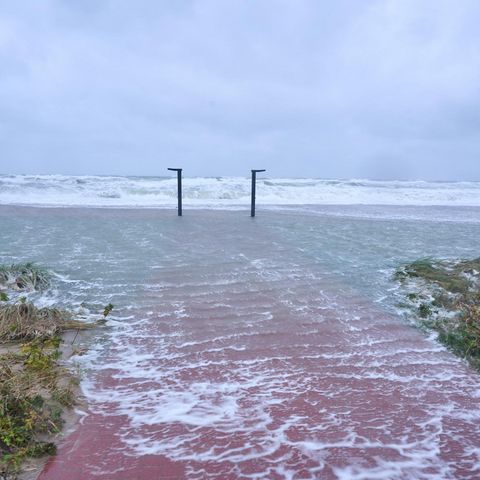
[38,212,480,480]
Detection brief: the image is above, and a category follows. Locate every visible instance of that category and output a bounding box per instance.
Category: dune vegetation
[395,257,480,370]
[0,263,111,479]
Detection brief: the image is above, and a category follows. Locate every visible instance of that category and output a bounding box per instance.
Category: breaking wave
[1,174,480,208]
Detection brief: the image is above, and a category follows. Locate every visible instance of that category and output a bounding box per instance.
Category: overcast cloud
[0,0,480,180]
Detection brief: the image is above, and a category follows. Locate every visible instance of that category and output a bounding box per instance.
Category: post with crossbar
[167,168,182,216]
[250,169,266,217]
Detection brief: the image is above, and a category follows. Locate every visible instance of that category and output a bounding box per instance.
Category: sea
[1,174,480,479]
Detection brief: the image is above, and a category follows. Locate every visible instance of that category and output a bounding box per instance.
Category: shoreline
[1,204,480,228]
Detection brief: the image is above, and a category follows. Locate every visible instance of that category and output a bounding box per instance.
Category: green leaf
[103,303,114,318]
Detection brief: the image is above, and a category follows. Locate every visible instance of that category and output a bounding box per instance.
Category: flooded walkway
[37,211,480,479]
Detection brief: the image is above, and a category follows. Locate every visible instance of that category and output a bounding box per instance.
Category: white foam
[1,175,480,208]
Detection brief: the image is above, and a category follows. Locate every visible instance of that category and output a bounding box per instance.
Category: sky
[0,0,480,180]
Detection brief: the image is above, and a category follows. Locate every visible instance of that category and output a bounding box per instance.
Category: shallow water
[1,205,480,479]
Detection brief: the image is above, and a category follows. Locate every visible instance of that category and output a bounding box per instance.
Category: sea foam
[1,174,480,208]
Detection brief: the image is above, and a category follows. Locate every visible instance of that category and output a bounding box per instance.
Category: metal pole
[250,169,266,217]
[177,170,182,216]
[167,168,182,216]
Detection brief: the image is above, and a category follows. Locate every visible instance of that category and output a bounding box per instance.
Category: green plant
[418,303,432,318]
[0,339,67,476]
[21,337,61,372]
[103,303,114,318]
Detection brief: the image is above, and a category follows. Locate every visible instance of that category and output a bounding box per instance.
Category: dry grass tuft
[0,302,95,342]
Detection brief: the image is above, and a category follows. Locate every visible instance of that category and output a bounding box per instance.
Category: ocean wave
[1,174,480,207]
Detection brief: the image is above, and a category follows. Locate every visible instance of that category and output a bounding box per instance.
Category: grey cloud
[0,0,479,179]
